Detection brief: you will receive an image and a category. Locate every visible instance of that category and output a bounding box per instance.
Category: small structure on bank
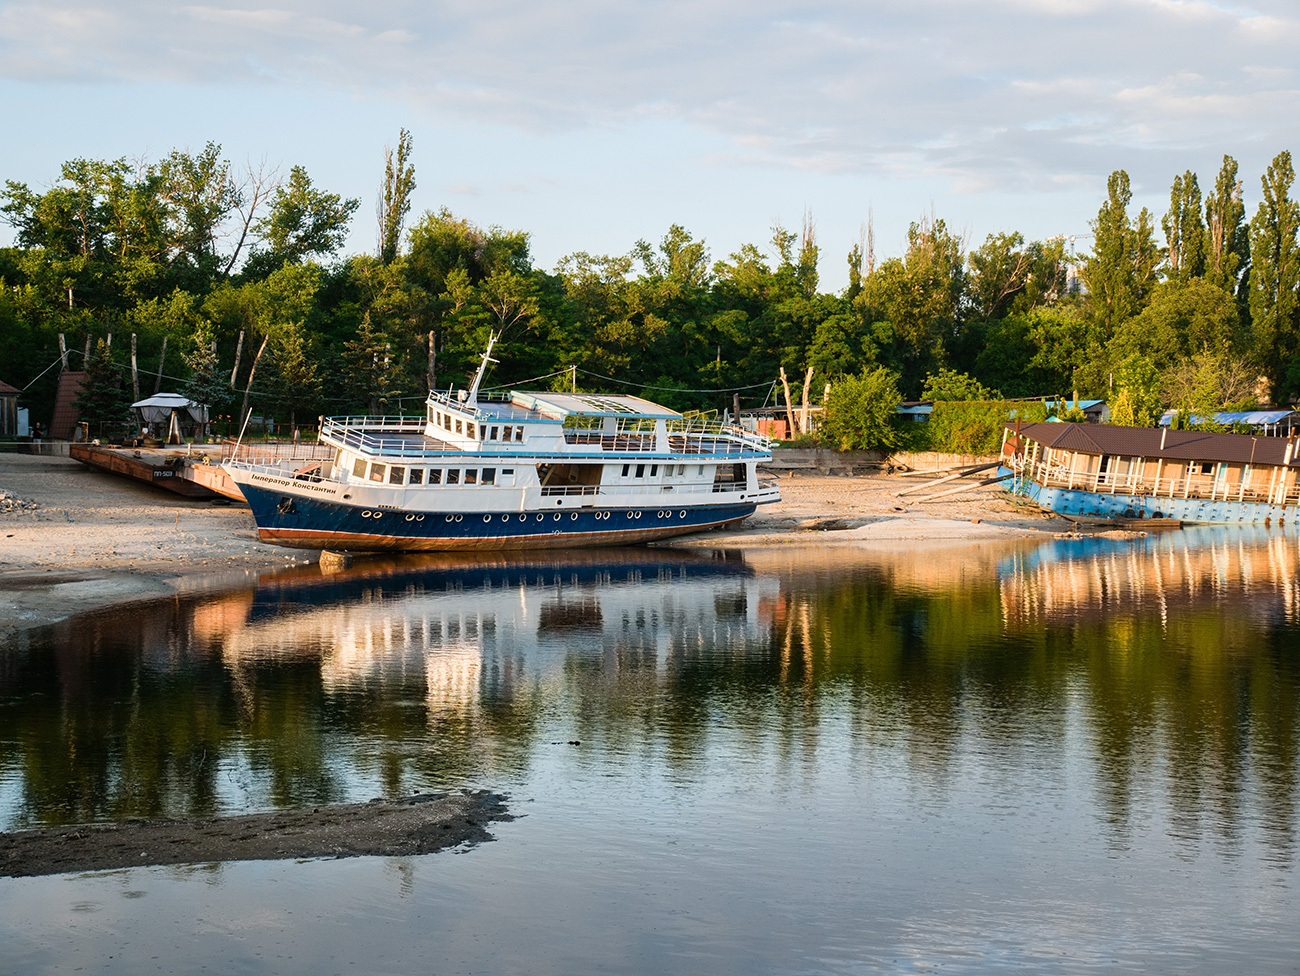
[132,393,209,443]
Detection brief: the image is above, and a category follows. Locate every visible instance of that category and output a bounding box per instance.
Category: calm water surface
[2,530,1299,974]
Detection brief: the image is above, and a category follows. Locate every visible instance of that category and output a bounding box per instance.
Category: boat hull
[1011,475,1296,525]
[239,482,758,552]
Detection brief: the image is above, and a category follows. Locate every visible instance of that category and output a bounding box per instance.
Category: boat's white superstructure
[224,348,779,551]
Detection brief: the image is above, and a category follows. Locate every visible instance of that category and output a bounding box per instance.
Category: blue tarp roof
[1158,410,1296,427]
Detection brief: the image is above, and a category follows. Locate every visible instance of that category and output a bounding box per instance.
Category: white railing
[319,416,432,457]
[1025,458,1300,506]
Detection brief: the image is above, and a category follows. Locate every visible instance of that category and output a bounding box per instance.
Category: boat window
[409,468,424,485]
[502,468,514,476]
[650,464,658,477]
[635,464,645,478]
[513,426,524,441]
[479,425,487,440]
[481,467,496,485]
[389,466,405,485]
[677,464,685,475]
[490,426,499,440]
[443,413,450,429]
[455,419,463,435]
[446,469,460,485]
[428,469,442,485]
[352,458,366,478]
[369,463,386,482]
[622,463,630,477]
[465,469,478,485]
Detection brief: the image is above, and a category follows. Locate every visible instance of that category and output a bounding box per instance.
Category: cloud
[1,0,1298,196]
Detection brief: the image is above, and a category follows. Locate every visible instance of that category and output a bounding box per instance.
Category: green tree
[1162,170,1206,283]
[921,367,996,401]
[1204,155,1250,300]
[182,322,234,438]
[819,367,905,452]
[1081,170,1162,338]
[75,338,133,432]
[254,165,359,266]
[1108,278,1244,373]
[1247,150,1300,399]
[1109,354,1163,427]
[377,129,415,265]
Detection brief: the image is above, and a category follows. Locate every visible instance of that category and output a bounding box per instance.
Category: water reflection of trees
[0,540,1296,863]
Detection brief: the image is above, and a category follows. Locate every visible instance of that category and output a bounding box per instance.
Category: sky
[2,0,1299,291]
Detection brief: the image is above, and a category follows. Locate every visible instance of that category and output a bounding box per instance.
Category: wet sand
[0,791,510,878]
[1,451,1068,638]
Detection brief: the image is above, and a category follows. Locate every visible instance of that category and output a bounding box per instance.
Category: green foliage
[920,400,1048,455]
[1109,354,1163,427]
[74,339,133,431]
[921,367,996,401]
[819,367,905,452]
[378,129,416,265]
[1248,150,1300,399]
[254,166,359,267]
[1082,170,1163,338]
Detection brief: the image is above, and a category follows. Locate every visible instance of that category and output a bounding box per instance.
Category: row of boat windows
[428,407,525,443]
[621,463,695,478]
[352,457,516,487]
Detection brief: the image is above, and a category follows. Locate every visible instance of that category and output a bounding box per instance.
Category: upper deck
[319,388,773,461]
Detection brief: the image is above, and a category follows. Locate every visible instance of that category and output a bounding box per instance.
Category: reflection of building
[998,528,1300,627]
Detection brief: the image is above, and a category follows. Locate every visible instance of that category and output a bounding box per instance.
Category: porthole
[484,515,492,523]
[372,512,382,519]
[570,513,578,521]
[634,511,642,520]
[405,514,415,521]
[536,513,544,522]
[553,513,561,521]
[416,514,425,521]
[679,510,686,518]
[626,512,634,519]
[445,515,455,522]
[501,514,510,522]
[362,510,373,518]
[454,514,463,522]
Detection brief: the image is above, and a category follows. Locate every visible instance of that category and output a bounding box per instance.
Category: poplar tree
[1081,170,1162,338]
[1162,171,1205,283]
[1204,155,1250,300]
[1248,150,1300,397]
[377,129,416,265]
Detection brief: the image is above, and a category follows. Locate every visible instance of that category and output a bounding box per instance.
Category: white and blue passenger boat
[224,340,779,551]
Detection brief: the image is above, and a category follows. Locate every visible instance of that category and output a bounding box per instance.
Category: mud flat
[0,791,510,878]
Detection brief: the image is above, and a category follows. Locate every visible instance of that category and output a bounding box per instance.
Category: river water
[2,530,1299,974]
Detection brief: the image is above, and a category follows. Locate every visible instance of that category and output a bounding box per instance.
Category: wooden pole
[130,333,139,402]
[779,367,797,438]
[84,336,91,365]
[58,334,68,371]
[427,330,436,390]
[912,472,1015,502]
[799,364,814,434]
[239,335,270,429]
[153,336,168,394]
[895,462,1001,495]
[230,330,245,388]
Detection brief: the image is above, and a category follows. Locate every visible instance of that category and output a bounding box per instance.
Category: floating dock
[70,443,245,501]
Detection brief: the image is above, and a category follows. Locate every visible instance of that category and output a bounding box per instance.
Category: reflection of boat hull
[241,482,757,551]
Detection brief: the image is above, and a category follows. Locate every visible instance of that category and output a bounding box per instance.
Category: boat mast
[465,331,498,404]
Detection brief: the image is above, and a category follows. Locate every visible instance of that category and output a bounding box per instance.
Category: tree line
[2,134,1297,440]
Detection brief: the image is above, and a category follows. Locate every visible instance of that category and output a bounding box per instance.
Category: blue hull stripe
[1009,475,1297,525]
[240,483,757,551]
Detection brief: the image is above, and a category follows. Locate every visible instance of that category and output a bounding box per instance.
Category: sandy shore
[1,452,1068,637]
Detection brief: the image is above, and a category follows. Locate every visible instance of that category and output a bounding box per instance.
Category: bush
[820,367,907,452]
[921,400,1048,455]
